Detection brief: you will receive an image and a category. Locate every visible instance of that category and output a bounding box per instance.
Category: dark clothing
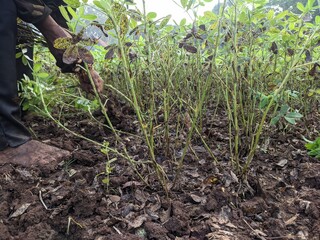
[0,0,67,149]
[0,0,31,149]
[14,0,67,26]
[44,0,68,28]
[14,0,52,24]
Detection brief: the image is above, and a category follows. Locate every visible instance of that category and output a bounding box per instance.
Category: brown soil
[0,105,319,240]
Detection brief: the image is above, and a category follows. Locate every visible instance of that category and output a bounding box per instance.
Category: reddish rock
[0,140,70,167]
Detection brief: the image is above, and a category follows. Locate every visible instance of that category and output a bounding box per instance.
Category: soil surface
[0,105,319,240]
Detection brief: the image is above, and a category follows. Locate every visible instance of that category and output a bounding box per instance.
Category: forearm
[34,14,70,43]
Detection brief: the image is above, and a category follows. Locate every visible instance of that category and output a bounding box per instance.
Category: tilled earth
[0,107,319,240]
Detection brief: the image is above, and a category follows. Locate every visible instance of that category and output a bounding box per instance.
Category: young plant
[305,137,320,160]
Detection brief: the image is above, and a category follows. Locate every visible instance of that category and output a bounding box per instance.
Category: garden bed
[0,107,319,240]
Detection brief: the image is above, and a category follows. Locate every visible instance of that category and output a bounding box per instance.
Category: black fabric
[45,0,69,28]
[14,0,67,26]
[0,0,69,149]
[0,0,31,147]
[14,0,52,24]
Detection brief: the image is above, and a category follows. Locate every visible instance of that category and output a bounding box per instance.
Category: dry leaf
[135,189,147,203]
[129,215,147,228]
[276,159,288,168]
[225,222,237,229]
[108,195,121,203]
[9,203,31,219]
[190,194,206,204]
[270,42,278,54]
[186,170,200,178]
[253,229,267,237]
[285,214,299,226]
[183,44,197,53]
[123,181,143,189]
[159,204,171,223]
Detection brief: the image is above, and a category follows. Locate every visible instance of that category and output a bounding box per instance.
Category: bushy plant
[24,0,320,190]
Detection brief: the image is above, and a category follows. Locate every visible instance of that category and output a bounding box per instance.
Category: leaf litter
[0,105,319,240]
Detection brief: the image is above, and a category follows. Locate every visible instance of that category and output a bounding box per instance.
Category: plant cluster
[20,0,320,191]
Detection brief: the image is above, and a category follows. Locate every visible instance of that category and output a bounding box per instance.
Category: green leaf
[307,0,316,9]
[63,0,80,8]
[275,10,288,20]
[54,37,73,49]
[305,137,320,159]
[165,25,174,32]
[93,0,103,10]
[102,178,109,184]
[289,22,295,30]
[33,63,42,73]
[259,95,271,109]
[99,0,111,11]
[37,72,49,79]
[203,11,217,21]
[180,18,187,26]
[82,14,97,21]
[284,111,303,124]
[78,6,85,17]
[112,2,126,15]
[285,112,303,119]
[180,0,188,8]
[279,104,289,115]
[16,52,23,58]
[119,14,129,36]
[187,0,194,9]
[297,2,305,12]
[67,6,78,19]
[22,56,28,66]
[59,6,71,22]
[130,18,137,29]
[284,116,296,124]
[270,115,280,126]
[308,90,315,97]
[305,142,314,150]
[266,9,274,20]
[159,15,171,29]
[239,11,248,23]
[127,9,142,21]
[104,18,113,31]
[147,12,157,20]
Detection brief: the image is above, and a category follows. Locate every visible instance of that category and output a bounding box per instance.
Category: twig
[242,218,266,240]
[67,216,83,235]
[113,226,123,235]
[243,219,291,240]
[39,190,49,210]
